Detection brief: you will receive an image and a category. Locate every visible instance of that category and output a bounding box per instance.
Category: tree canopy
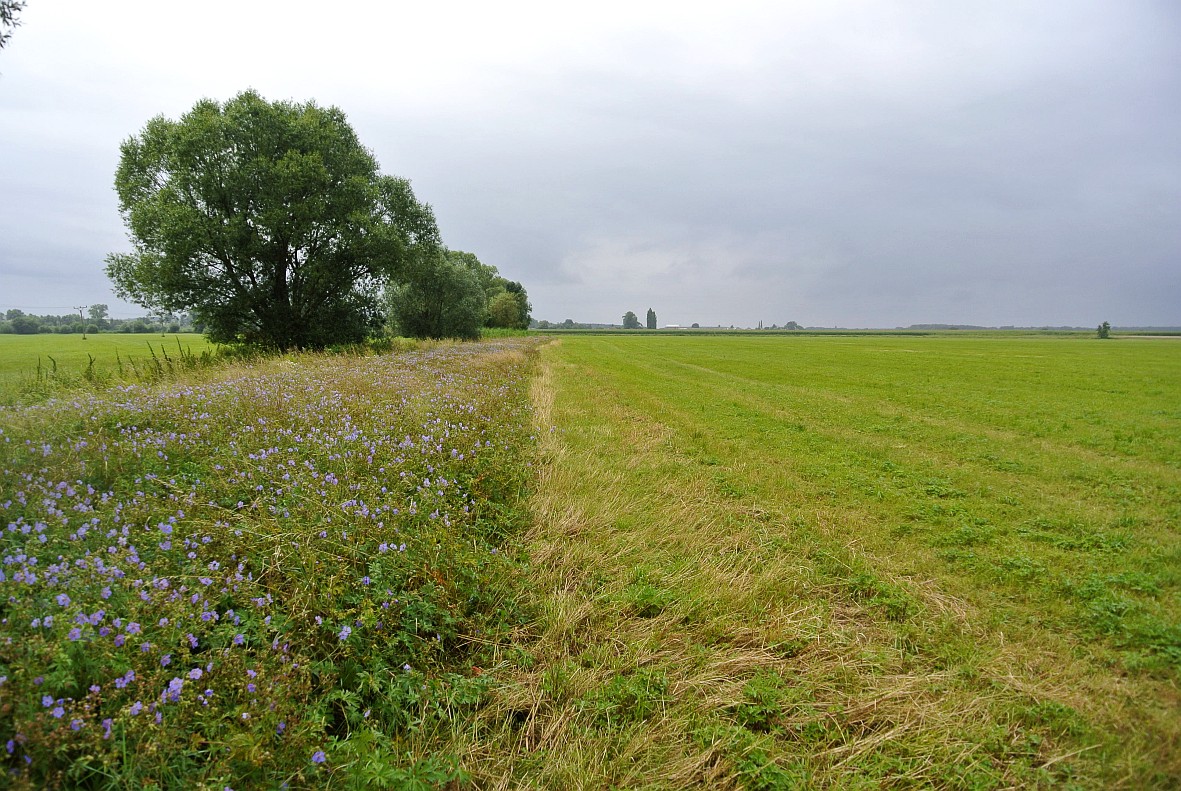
[0,1,24,49]
[87,304,109,325]
[105,91,440,350]
[486,282,531,330]
[622,311,641,329]
[387,251,486,340]
[438,250,531,330]
[646,308,657,330]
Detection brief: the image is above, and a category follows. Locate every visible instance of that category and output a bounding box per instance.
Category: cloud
[1,1,1177,326]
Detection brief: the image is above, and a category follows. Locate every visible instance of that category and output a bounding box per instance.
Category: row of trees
[533,319,605,330]
[106,91,528,350]
[622,309,658,329]
[388,250,530,341]
[0,308,196,335]
[1,314,191,335]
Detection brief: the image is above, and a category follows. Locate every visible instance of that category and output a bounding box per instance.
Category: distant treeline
[1,307,197,335]
[532,320,1181,334]
[901,323,1181,331]
[533,319,807,330]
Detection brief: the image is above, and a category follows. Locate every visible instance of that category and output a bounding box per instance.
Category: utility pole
[75,306,88,339]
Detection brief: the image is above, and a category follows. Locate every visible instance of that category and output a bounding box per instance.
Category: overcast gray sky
[1,1,1178,327]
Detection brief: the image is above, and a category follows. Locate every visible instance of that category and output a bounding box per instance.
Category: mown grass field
[0,334,216,390]
[488,334,1180,788]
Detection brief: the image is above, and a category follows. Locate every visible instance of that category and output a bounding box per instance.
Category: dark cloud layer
[2,1,1178,326]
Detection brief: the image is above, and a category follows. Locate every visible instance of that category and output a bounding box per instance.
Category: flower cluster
[0,340,536,786]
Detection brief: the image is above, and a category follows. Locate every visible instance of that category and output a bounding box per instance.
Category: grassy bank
[0,339,539,788]
[473,334,1179,788]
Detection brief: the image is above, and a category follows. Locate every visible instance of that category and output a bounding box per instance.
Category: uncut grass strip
[0,338,543,788]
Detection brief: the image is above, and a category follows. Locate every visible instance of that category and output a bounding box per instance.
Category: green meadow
[3,332,1179,788]
[493,333,1180,788]
[0,333,216,386]
[0,339,538,788]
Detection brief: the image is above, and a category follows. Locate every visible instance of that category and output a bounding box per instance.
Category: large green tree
[387,250,486,340]
[446,250,502,300]
[444,249,532,329]
[105,91,439,350]
[646,307,657,329]
[486,282,531,329]
[87,304,109,327]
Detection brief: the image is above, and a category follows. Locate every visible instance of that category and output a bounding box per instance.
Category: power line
[0,304,89,310]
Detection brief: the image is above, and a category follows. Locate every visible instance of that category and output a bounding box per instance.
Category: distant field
[509,333,1181,787]
[530,327,1101,338]
[0,333,215,384]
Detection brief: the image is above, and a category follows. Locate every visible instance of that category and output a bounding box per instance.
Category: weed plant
[0,339,538,788]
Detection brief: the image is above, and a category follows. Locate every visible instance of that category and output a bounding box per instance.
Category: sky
[1,1,1178,327]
